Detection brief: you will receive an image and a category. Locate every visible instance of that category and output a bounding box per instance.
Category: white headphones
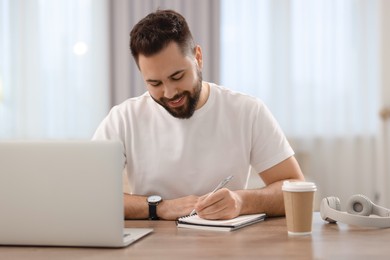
[320,194,390,228]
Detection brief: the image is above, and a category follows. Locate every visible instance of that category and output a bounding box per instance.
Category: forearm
[237,179,303,217]
[124,193,149,219]
[124,193,199,220]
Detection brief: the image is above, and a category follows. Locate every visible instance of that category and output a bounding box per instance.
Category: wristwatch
[147,195,162,220]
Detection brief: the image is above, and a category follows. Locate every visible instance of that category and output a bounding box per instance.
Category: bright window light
[0,76,3,103]
[73,41,88,56]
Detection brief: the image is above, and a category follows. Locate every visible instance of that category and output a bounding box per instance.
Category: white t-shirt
[93,83,294,199]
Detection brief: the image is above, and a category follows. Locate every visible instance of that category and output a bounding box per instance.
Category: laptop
[0,140,153,247]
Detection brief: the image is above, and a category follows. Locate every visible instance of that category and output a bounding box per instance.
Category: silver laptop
[0,140,152,247]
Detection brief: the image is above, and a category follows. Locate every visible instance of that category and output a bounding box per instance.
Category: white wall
[377,0,390,208]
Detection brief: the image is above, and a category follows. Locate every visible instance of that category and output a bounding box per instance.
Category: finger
[198,203,229,219]
[197,190,241,220]
[196,195,232,218]
[196,189,225,211]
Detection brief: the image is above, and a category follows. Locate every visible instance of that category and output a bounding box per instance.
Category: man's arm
[194,156,305,219]
[124,193,199,220]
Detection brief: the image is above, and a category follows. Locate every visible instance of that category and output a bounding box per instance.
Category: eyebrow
[146,69,185,83]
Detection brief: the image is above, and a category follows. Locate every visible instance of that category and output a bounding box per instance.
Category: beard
[152,70,203,119]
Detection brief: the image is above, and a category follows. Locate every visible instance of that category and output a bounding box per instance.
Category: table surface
[1,212,390,259]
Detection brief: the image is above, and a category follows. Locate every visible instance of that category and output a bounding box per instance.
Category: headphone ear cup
[322,197,341,223]
[346,194,373,216]
[327,197,341,211]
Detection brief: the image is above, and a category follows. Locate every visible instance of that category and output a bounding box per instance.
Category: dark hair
[130,9,195,67]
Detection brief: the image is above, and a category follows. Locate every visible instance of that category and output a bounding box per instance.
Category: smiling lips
[168,95,186,108]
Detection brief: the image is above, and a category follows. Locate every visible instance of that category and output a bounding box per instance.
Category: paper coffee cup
[282,181,317,235]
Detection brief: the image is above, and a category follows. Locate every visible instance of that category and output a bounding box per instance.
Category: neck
[196,81,210,110]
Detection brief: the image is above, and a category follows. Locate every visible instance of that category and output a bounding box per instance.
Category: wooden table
[1,212,390,259]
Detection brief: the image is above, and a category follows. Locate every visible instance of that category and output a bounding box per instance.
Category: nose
[163,83,178,99]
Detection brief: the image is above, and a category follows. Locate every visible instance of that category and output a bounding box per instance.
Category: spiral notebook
[176,213,266,232]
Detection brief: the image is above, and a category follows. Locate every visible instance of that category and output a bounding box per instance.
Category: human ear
[194,45,203,69]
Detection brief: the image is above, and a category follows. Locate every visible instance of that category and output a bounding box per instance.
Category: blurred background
[1,0,389,210]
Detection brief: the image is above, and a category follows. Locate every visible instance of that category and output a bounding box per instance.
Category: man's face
[138,42,204,119]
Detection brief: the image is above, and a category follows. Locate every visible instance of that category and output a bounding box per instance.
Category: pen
[189,175,234,216]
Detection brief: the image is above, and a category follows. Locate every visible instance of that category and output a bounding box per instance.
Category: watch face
[148,195,162,203]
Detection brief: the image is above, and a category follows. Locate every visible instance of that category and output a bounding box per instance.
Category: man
[93,9,305,221]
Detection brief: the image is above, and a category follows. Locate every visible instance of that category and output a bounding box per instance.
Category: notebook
[177,213,266,232]
[0,140,153,247]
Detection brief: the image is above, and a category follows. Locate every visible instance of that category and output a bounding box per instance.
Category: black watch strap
[148,203,158,220]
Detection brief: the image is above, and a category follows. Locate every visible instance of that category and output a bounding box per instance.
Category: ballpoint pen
[189,175,234,216]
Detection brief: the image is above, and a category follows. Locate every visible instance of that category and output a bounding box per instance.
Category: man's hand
[194,188,243,220]
[158,195,199,220]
